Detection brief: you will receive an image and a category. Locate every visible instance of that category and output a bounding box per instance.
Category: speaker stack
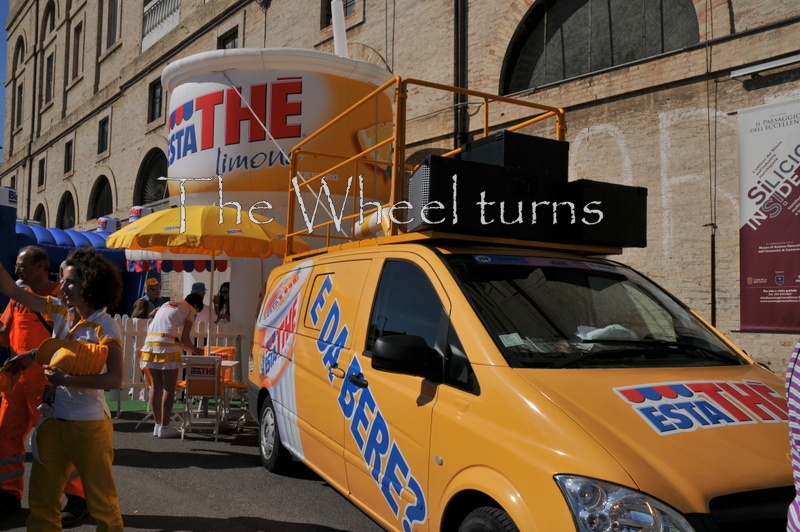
[405,130,647,248]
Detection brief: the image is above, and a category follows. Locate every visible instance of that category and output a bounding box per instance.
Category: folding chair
[224,380,253,432]
[203,346,241,424]
[204,346,236,361]
[180,355,224,441]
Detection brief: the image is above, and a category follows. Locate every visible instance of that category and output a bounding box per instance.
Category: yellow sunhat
[36,338,108,375]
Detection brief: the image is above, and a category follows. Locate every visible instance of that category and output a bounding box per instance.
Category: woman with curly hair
[0,247,124,532]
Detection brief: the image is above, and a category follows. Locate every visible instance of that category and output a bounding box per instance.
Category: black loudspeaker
[406,155,648,248]
[565,180,648,248]
[458,130,569,186]
[406,155,566,242]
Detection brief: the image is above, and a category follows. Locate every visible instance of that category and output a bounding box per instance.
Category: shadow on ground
[112,446,260,470]
[0,510,354,532]
[123,514,355,531]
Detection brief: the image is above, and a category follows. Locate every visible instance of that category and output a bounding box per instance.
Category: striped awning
[124,250,230,273]
[126,259,228,273]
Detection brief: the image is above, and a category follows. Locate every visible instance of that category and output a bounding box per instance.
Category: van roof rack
[284,77,569,262]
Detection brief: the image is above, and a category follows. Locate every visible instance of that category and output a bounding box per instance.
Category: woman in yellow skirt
[139,293,204,438]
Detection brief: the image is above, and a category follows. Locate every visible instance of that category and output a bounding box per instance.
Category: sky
[0,1,7,154]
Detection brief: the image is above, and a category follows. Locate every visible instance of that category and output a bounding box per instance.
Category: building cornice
[7,0,28,33]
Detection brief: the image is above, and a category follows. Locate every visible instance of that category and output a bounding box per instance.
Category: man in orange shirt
[0,247,88,527]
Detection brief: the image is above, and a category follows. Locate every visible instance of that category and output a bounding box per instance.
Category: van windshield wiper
[549,339,742,368]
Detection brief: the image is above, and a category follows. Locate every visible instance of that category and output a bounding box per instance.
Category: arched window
[501,0,700,94]
[33,204,47,226]
[41,1,56,41]
[13,37,25,73]
[105,0,120,49]
[56,191,76,229]
[12,38,26,130]
[88,175,113,220]
[134,148,168,206]
[40,2,57,104]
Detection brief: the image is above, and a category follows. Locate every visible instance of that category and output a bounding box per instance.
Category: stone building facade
[2,0,800,369]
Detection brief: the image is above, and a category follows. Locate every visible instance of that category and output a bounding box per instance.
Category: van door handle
[330,366,345,379]
[348,374,368,388]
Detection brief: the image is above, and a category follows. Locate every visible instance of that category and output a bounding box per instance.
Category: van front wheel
[458,507,519,532]
[259,394,292,472]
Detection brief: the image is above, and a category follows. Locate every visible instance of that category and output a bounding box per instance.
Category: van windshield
[445,254,746,369]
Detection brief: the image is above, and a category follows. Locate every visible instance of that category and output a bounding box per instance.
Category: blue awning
[15,223,126,270]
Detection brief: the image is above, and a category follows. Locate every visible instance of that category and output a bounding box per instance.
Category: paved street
[0,412,385,532]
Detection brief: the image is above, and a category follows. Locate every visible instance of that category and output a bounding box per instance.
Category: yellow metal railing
[285,76,566,261]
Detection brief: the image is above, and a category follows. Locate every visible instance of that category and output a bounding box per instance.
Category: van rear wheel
[458,507,519,532]
[259,394,292,472]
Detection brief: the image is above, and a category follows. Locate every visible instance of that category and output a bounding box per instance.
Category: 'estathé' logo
[615,380,787,435]
[257,267,306,330]
[168,79,303,165]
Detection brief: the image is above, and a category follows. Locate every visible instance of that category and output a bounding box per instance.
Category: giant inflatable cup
[162,48,395,201]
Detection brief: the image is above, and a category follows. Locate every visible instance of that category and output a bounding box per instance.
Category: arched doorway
[134,148,169,206]
[88,175,113,220]
[56,191,76,229]
[33,203,47,226]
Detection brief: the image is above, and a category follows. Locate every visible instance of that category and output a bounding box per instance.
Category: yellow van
[247,238,792,532]
[246,78,791,532]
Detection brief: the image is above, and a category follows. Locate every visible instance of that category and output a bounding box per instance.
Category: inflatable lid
[162,48,392,91]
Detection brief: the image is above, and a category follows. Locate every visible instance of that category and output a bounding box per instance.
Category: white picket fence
[110,316,245,417]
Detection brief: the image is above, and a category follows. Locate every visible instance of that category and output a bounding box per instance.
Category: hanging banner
[738,98,800,332]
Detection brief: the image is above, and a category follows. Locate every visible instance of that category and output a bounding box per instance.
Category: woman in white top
[0,247,125,532]
[139,293,204,438]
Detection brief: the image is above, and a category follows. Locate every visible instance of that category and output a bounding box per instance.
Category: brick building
[2,0,799,368]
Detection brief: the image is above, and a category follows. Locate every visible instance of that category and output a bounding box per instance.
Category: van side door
[341,256,451,532]
[295,259,373,492]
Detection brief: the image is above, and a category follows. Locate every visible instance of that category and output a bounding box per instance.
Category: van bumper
[684,485,793,532]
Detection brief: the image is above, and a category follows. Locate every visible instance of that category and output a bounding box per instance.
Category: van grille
[686,486,793,532]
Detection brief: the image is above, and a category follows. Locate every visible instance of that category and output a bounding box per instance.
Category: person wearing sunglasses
[213,282,230,324]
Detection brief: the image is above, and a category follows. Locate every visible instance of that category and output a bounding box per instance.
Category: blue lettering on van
[317,300,348,382]
[694,400,735,425]
[309,275,348,383]
[634,399,737,434]
[656,404,694,430]
[309,275,332,325]
[338,355,427,532]
[671,401,710,426]
[616,380,788,435]
[312,279,427,532]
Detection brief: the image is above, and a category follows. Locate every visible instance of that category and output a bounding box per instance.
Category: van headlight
[555,475,696,532]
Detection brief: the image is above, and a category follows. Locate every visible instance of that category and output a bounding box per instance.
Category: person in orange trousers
[0,247,89,527]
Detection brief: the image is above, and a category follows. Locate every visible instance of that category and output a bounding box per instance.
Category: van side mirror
[370,334,441,381]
